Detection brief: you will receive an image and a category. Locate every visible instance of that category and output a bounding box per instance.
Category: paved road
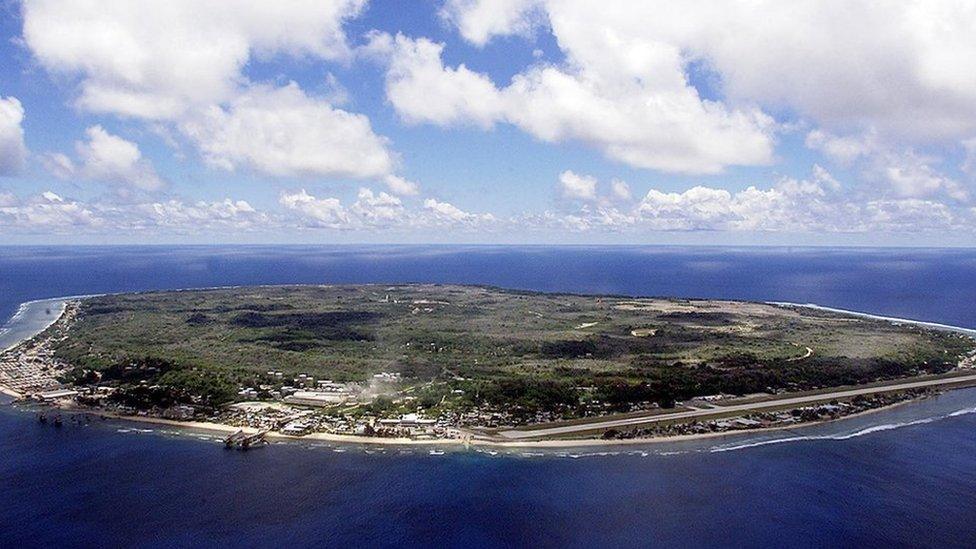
[497,372,976,439]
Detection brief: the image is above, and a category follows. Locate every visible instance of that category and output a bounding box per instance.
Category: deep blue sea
[2,245,976,548]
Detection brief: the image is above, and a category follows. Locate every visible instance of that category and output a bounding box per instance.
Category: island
[3,284,976,446]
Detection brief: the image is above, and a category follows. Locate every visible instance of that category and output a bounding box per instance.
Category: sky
[2,0,976,246]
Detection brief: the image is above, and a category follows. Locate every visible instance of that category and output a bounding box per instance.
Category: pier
[223,429,268,450]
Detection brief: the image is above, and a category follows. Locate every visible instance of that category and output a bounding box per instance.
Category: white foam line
[709,405,976,453]
[1,294,106,350]
[767,301,976,336]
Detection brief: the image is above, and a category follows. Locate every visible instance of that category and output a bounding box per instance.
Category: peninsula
[3,285,975,446]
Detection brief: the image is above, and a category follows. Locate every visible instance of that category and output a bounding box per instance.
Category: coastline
[0,297,76,398]
[46,391,938,449]
[1,298,66,353]
[767,301,976,336]
[3,291,976,449]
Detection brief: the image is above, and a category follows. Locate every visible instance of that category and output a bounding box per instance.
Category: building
[284,390,352,407]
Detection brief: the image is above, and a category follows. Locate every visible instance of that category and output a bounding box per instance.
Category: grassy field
[51,285,973,413]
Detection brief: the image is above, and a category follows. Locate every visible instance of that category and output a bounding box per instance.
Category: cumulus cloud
[439,0,543,47]
[279,187,494,230]
[1,190,268,233]
[533,166,973,233]
[422,197,495,225]
[883,155,968,202]
[0,97,28,176]
[558,170,597,201]
[372,33,505,129]
[23,2,419,191]
[349,188,405,226]
[556,170,634,205]
[633,167,848,232]
[383,175,420,196]
[0,190,100,229]
[132,198,264,230]
[445,0,976,143]
[807,129,968,201]
[805,130,876,166]
[610,179,632,202]
[279,189,351,229]
[22,0,366,119]
[45,126,166,192]
[373,32,774,174]
[180,83,395,180]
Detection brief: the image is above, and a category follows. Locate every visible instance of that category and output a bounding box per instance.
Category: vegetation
[51,285,974,413]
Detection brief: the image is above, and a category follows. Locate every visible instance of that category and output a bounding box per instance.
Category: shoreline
[767,301,976,336]
[3,290,976,449]
[40,390,942,449]
[20,372,975,449]
[1,298,66,353]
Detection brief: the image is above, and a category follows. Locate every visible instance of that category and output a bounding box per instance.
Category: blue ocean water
[2,245,976,548]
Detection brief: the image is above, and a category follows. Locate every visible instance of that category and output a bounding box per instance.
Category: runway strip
[498,372,976,439]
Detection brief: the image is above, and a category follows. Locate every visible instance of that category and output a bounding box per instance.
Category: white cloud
[0,190,269,233]
[558,170,597,201]
[424,198,475,222]
[446,1,976,143]
[375,32,774,174]
[962,138,976,177]
[807,129,968,201]
[179,83,394,180]
[554,171,634,206]
[0,190,100,229]
[134,198,264,230]
[22,0,366,119]
[0,97,28,176]
[349,188,405,226]
[67,126,166,191]
[23,3,422,190]
[610,179,632,202]
[373,33,505,129]
[40,152,76,180]
[628,166,863,232]
[805,130,876,165]
[439,0,543,47]
[279,187,494,230]
[637,186,736,231]
[523,165,975,233]
[384,174,420,196]
[884,156,968,202]
[279,189,351,229]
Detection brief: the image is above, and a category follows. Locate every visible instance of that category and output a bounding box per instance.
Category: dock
[223,429,268,450]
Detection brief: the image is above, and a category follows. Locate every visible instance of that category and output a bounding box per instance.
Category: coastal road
[496,372,976,440]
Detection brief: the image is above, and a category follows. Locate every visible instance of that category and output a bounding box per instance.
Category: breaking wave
[708,405,976,453]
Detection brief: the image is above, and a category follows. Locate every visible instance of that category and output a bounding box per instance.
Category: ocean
[2,245,976,548]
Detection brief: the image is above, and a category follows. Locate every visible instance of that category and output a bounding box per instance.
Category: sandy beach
[41,392,936,450]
